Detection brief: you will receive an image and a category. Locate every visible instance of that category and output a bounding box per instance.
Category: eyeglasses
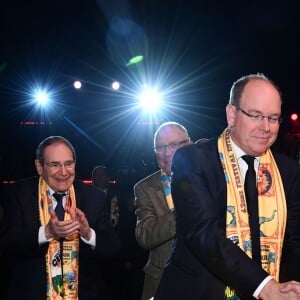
[236,106,282,124]
[154,140,189,153]
[44,160,75,171]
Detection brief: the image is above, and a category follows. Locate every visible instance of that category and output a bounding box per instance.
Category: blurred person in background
[134,121,192,300]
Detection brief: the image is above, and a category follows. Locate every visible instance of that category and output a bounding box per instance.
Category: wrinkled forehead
[44,142,74,160]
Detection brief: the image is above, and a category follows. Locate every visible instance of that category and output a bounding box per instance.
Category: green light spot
[126,55,143,66]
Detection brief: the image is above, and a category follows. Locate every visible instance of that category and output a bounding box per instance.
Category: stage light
[112,81,120,90]
[33,89,50,106]
[291,113,298,121]
[73,80,82,89]
[138,88,162,113]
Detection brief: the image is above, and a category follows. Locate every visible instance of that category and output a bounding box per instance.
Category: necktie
[242,155,261,264]
[53,193,65,221]
[53,193,65,284]
[160,172,174,211]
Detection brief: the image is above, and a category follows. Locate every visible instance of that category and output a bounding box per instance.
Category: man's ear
[226,104,236,127]
[35,159,43,175]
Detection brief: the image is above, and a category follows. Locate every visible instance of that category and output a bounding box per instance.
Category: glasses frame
[44,160,76,171]
[154,139,189,153]
[236,106,282,124]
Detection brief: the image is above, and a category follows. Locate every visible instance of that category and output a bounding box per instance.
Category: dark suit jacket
[0,177,121,300]
[155,139,300,300]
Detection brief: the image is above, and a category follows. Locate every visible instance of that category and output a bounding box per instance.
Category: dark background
[0,0,299,183]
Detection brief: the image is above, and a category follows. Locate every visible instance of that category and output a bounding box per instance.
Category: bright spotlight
[138,88,162,113]
[34,90,49,106]
[112,81,120,90]
[73,80,82,89]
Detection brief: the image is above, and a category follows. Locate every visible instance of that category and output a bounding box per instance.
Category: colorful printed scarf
[38,177,79,300]
[218,129,286,299]
[160,170,174,211]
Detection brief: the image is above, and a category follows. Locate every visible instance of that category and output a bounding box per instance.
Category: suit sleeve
[0,179,48,257]
[277,155,300,281]
[134,178,176,250]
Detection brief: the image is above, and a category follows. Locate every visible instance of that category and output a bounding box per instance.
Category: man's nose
[260,117,271,131]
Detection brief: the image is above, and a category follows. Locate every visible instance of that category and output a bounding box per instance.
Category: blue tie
[160,172,174,210]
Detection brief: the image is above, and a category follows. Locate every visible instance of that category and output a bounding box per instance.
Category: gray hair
[36,136,76,164]
[153,121,190,146]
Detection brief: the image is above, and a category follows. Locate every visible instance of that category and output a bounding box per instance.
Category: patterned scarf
[38,177,79,300]
[218,129,286,299]
[160,170,174,211]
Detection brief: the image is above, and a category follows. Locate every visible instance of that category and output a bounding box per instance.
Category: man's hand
[68,207,92,241]
[45,209,80,240]
[259,279,300,299]
[280,281,300,296]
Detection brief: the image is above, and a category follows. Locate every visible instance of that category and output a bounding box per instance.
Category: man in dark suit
[91,165,120,228]
[0,136,121,300]
[134,121,192,300]
[91,165,129,300]
[155,74,300,299]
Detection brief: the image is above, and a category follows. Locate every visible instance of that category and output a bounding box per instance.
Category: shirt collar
[48,187,69,197]
[230,138,260,162]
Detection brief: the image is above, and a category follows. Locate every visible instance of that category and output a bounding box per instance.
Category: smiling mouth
[253,135,271,140]
[56,178,71,182]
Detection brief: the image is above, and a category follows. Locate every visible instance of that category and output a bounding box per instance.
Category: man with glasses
[0,135,121,300]
[155,74,300,299]
[134,121,192,300]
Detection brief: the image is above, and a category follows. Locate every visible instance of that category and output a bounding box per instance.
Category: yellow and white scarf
[218,129,286,299]
[38,177,79,300]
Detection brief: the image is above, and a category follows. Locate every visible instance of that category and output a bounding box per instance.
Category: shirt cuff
[81,228,96,248]
[40,225,96,248]
[253,275,273,299]
[39,225,53,244]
